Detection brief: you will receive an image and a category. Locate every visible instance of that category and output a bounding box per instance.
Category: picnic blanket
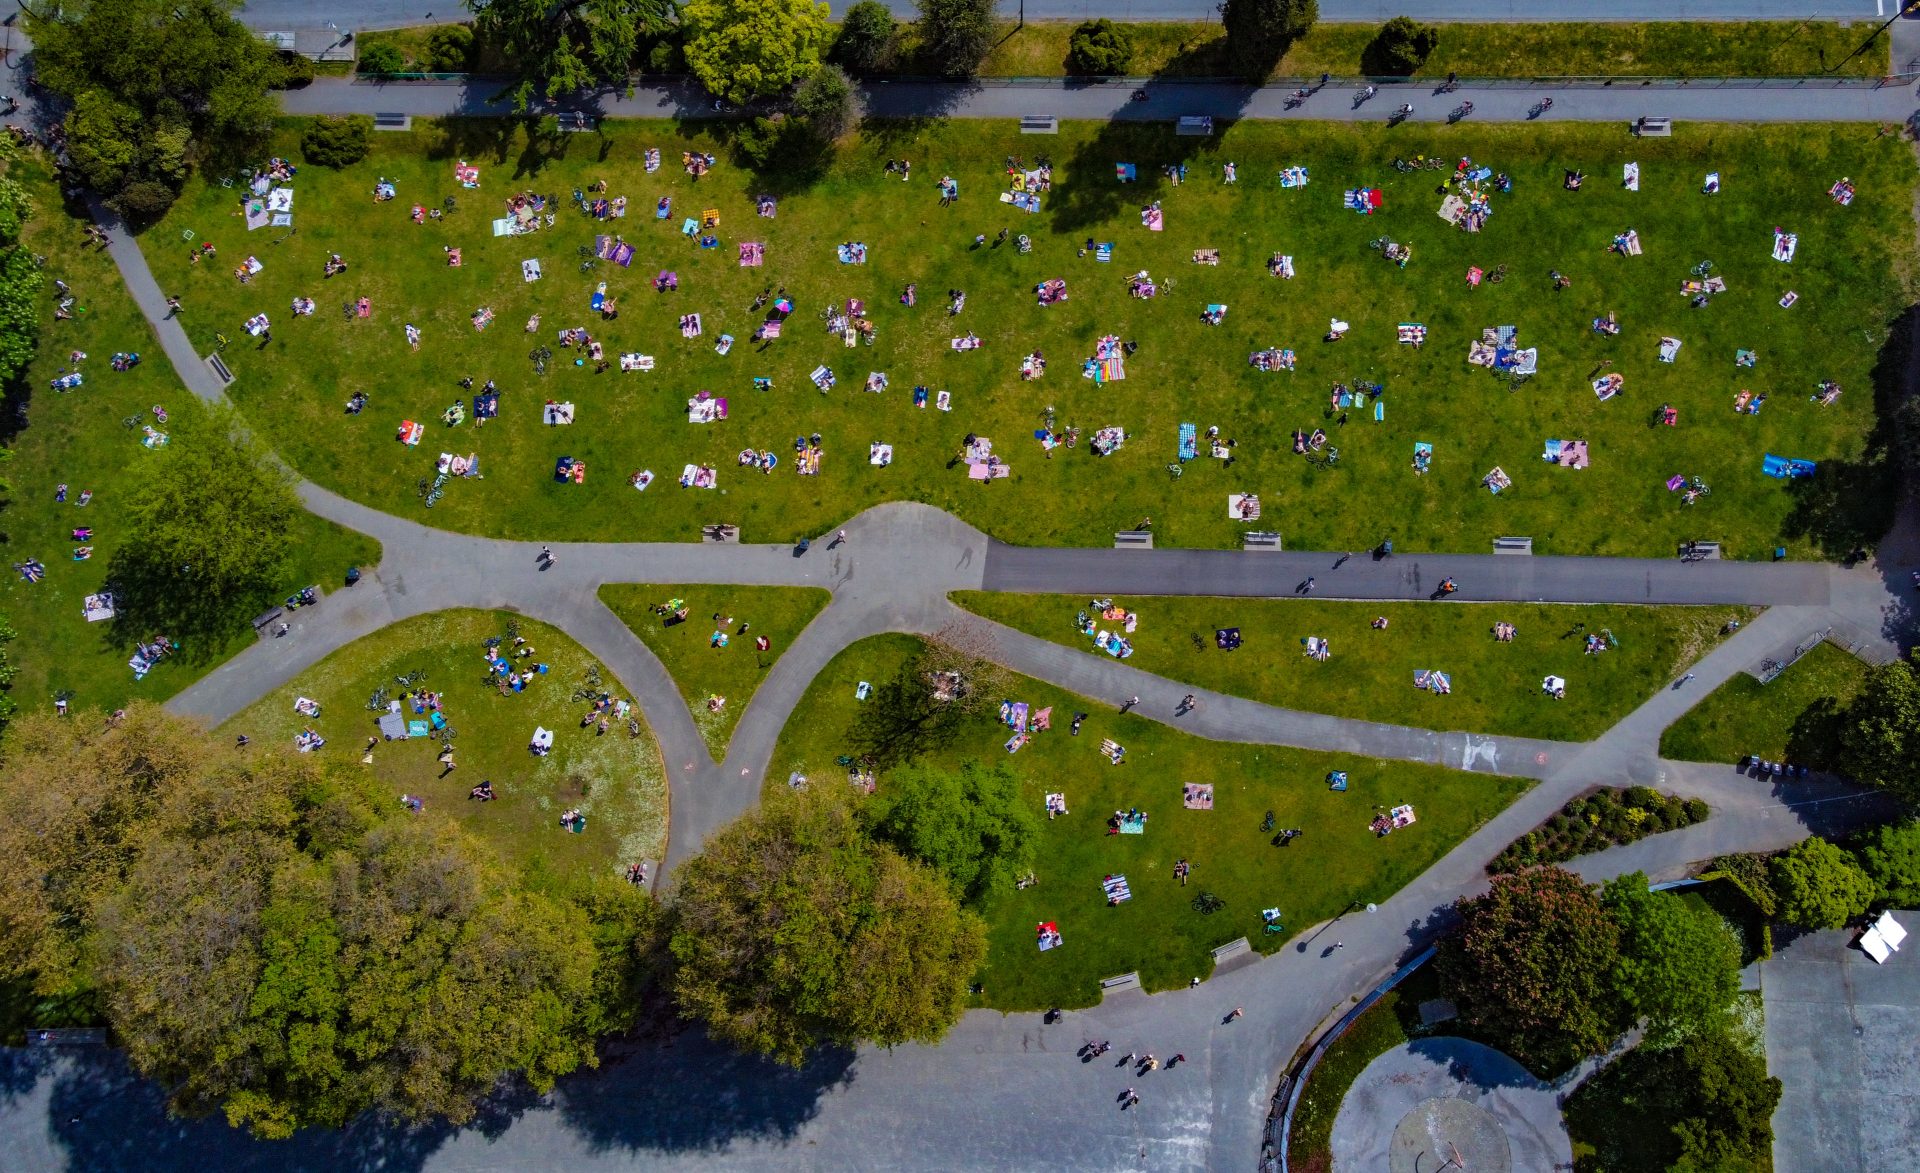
[1437,194,1466,225]
[1000,191,1041,213]
[836,242,868,264]
[1183,783,1214,810]
[594,235,635,266]
[1658,336,1682,363]
[1593,373,1624,400]
[620,353,654,371]
[1545,439,1589,468]
[1413,442,1433,473]
[1483,466,1512,494]
[1623,162,1640,191]
[739,241,763,267]
[82,592,114,622]
[1345,188,1382,214]
[1614,230,1643,256]
[1270,254,1295,279]
[1413,670,1453,694]
[1228,493,1261,520]
[1141,205,1163,230]
[1773,230,1798,263]
[1278,165,1310,188]
[1115,163,1136,182]
[1397,323,1427,346]
[1116,814,1146,835]
[1103,874,1133,904]
[1762,454,1818,479]
[1831,178,1856,206]
[1178,423,1198,461]
[686,396,727,423]
[543,401,575,426]
[1094,630,1131,657]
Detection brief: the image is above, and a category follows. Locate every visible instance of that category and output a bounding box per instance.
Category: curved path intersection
[2,87,1915,1171]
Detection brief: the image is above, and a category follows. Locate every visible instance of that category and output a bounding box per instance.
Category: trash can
[1773,546,1786,561]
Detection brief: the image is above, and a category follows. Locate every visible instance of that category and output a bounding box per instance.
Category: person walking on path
[1334,941,1344,950]
[1170,1053,1186,1068]
[165,295,182,317]
[1228,1007,1244,1021]
[834,529,848,547]
[1177,693,1196,714]
[1334,552,1350,569]
[538,545,551,564]
[1121,695,1139,713]
[1300,577,1316,594]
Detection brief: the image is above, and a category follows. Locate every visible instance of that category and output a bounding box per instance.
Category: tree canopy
[1361,16,1439,76]
[683,0,830,104]
[667,786,985,1066]
[1652,1031,1783,1170]
[1856,819,1920,906]
[792,63,856,141]
[866,762,1039,906]
[1840,651,1920,804]
[1437,866,1628,1072]
[1220,0,1317,81]
[914,0,995,79]
[27,0,281,217]
[0,139,42,406]
[831,0,897,75]
[1769,835,1874,929]
[1067,19,1135,76]
[467,0,671,110]
[107,413,300,645]
[1602,873,1742,1046]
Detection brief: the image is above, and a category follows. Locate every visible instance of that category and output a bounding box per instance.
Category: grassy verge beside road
[1658,640,1868,764]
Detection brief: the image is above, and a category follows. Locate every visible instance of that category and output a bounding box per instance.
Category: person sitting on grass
[469,780,495,801]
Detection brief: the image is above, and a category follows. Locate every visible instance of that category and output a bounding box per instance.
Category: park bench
[1019,115,1058,134]
[1493,536,1533,555]
[252,606,284,634]
[1113,529,1154,549]
[1176,115,1214,137]
[1099,971,1142,993]
[557,112,596,133]
[204,352,233,385]
[1243,531,1281,551]
[371,113,412,132]
[1634,117,1673,138]
[701,523,739,543]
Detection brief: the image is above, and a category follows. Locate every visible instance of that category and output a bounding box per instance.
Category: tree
[667,787,985,1066]
[358,41,407,74]
[683,0,829,104]
[915,0,995,80]
[792,63,856,140]
[426,23,477,71]
[301,116,374,169]
[866,762,1039,906]
[851,627,1011,767]
[1770,836,1874,929]
[1653,1031,1783,1169]
[1220,0,1317,81]
[832,0,897,75]
[28,0,280,215]
[1436,867,1628,1072]
[0,706,244,989]
[1856,820,1920,905]
[0,140,41,392]
[107,413,300,645]
[91,778,607,1137]
[1602,873,1742,1045]
[468,0,672,110]
[1067,19,1134,75]
[1362,15,1438,76]
[1840,651,1920,804]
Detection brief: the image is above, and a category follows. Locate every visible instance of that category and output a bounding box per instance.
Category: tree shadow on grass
[1783,696,1849,770]
[1048,107,1253,237]
[422,116,522,166]
[1781,305,1909,560]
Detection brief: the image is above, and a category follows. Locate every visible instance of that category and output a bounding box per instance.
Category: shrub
[1361,15,1438,76]
[792,63,855,141]
[358,42,406,74]
[425,25,474,72]
[301,115,374,169]
[833,1,897,75]
[274,51,315,89]
[111,181,178,222]
[1488,787,1708,874]
[915,0,995,79]
[1067,19,1134,75]
[646,38,686,74]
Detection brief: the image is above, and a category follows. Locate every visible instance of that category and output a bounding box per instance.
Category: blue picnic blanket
[1762,454,1817,479]
[1178,422,1198,461]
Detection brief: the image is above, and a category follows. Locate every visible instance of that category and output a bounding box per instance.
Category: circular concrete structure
[1330,1037,1572,1173]
[1388,1097,1511,1173]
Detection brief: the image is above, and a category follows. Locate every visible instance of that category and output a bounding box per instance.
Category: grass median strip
[1659,638,1869,765]
[770,632,1528,1008]
[956,591,1753,742]
[599,582,830,759]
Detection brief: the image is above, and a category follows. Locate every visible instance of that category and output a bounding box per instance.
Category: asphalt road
[233,0,1889,29]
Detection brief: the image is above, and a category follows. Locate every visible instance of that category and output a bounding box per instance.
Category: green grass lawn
[957,592,1752,742]
[959,19,1880,80]
[1659,639,1869,765]
[598,582,829,758]
[0,156,380,718]
[770,632,1529,1008]
[222,609,668,884]
[141,119,1908,557]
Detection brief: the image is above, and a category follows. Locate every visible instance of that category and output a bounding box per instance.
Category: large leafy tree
[1602,873,1742,1045]
[1654,1031,1784,1169]
[914,0,995,79]
[1856,819,1920,905]
[1220,0,1317,81]
[1840,651,1920,804]
[90,769,608,1137]
[1437,866,1629,1072]
[107,412,300,645]
[1769,835,1874,929]
[867,762,1039,906]
[667,787,985,1066]
[683,0,829,104]
[467,0,672,110]
[26,0,280,216]
[831,0,897,75]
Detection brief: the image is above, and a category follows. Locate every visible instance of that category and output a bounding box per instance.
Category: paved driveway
[1762,914,1920,1173]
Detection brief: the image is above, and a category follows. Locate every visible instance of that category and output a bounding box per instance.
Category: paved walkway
[1330,1037,1572,1173]
[2,69,1914,1172]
